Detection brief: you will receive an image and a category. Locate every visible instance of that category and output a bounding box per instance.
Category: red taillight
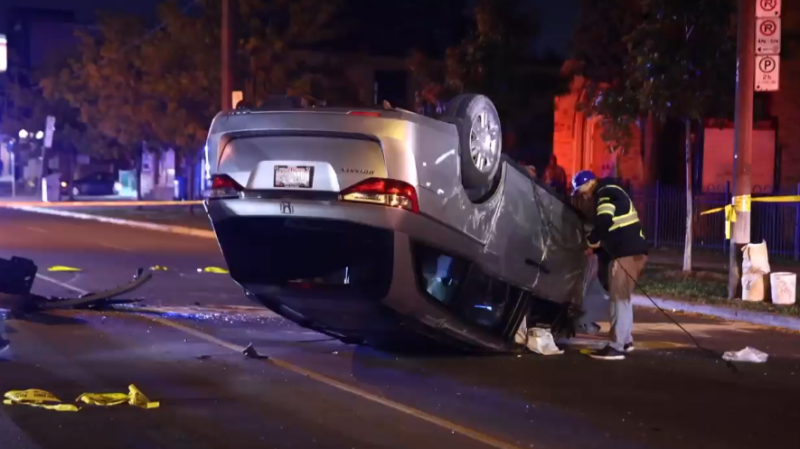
[208,174,243,198]
[340,178,419,213]
[347,111,381,117]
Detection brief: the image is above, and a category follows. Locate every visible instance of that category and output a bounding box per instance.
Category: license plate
[274,165,314,188]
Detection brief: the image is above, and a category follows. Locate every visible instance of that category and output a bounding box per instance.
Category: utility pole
[221,0,233,111]
[729,0,757,299]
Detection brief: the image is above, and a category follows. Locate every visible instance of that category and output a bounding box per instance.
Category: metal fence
[623,182,800,261]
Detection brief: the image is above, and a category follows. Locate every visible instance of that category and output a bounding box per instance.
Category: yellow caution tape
[201,266,229,274]
[150,265,169,271]
[701,194,800,239]
[4,385,159,412]
[128,384,160,409]
[47,265,82,272]
[3,389,80,412]
[733,194,751,213]
[76,384,160,409]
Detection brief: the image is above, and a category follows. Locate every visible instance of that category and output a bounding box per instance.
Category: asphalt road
[0,207,799,449]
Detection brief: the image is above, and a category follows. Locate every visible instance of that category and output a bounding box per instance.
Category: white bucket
[770,272,797,305]
[742,274,765,302]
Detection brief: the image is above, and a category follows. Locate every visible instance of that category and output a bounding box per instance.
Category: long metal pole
[221,0,233,111]
[729,0,755,299]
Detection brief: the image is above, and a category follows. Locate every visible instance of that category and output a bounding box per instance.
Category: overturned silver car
[203,94,589,351]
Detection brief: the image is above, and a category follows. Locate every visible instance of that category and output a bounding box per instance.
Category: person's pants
[599,255,647,351]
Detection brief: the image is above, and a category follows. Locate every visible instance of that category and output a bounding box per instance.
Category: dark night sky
[0,0,579,56]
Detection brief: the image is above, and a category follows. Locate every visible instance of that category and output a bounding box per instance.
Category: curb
[632,295,800,332]
[9,206,216,240]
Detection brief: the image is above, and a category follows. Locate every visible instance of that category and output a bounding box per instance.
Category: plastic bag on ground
[722,347,768,363]
[526,328,564,355]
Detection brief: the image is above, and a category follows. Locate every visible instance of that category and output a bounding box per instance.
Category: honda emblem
[280,202,294,214]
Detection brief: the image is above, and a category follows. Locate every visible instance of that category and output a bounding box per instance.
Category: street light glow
[18,130,28,139]
[35,131,44,140]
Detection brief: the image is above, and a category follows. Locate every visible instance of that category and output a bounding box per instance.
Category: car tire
[445,94,502,192]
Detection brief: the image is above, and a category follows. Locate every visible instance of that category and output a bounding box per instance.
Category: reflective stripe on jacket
[588,178,648,259]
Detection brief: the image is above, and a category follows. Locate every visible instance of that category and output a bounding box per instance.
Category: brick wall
[552,72,646,188]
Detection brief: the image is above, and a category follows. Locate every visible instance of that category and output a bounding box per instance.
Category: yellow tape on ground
[4,385,159,411]
[3,389,80,412]
[76,384,160,409]
[701,194,800,239]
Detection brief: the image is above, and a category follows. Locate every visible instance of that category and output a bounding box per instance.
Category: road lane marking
[32,275,523,448]
[99,242,134,252]
[147,316,523,449]
[25,226,47,234]
[36,274,89,295]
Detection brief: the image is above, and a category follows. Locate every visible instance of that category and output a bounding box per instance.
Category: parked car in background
[62,172,117,197]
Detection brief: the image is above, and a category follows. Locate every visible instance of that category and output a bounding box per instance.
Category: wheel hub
[469,111,499,173]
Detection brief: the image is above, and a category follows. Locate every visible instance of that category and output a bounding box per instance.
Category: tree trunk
[683,118,693,272]
[136,144,143,206]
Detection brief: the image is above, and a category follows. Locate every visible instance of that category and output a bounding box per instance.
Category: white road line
[36,274,89,295]
[25,226,48,234]
[99,242,134,252]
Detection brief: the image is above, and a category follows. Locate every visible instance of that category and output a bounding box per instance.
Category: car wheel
[446,94,502,191]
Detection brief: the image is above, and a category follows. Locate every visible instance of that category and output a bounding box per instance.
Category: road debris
[525,328,564,355]
[722,347,769,364]
[243,343,268,360]
[3,389,79,412]
[77,384,160,409]
[47,265,82,272]
[4,385,160,411]
[0,256,152,313]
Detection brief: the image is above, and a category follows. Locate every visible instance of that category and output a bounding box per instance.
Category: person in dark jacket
[543,154,568,197]
[572,170,648,360]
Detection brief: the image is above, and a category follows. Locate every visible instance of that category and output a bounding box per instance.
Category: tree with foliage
[42,0,358,199]
[572,0,736,272]
[409,0,567,165]
[2,69,112,196]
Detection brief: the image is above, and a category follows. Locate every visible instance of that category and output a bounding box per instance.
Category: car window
[413,244,469,306]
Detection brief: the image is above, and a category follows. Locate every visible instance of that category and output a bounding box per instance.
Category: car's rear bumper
[205,198,522,351]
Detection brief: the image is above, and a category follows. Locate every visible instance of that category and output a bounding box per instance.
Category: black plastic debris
[242,343,268,360]
[0,257,152,313]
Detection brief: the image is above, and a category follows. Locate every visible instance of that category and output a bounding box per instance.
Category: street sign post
[43,115,56,149]
[755,55,780,91]
[756,17,781,54]
[756,0,781,17]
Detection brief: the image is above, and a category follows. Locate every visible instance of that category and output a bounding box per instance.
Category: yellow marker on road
[47,265,82,272]
[3,389,80,412]
[200,266,229,274]
[150,265,169,271]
